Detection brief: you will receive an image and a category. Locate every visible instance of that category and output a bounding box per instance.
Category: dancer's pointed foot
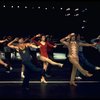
[85,71,93,77]
[70,81,77,86]
[41,77,48,83]
[21,72,25,78]
[59,64,63,68]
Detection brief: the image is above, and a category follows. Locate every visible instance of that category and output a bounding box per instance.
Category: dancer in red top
[31,34,63,83]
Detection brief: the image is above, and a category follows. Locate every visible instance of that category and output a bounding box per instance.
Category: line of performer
[0,33,100,89]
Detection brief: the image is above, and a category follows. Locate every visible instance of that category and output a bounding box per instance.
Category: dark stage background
[0,0,99,81]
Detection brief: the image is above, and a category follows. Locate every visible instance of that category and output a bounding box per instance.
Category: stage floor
[0,60,100,99]
[0,82,100,99]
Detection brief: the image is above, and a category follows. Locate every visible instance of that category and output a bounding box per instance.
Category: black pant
[22,60,45,88]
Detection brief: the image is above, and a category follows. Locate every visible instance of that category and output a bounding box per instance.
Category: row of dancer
[0,33,99,89]
[7,34,63,90]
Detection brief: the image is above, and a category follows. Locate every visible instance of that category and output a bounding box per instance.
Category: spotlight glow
[45,8,47,10]
[66,8,70,11]
[38,6,40,9]
[52,6,55,9]
[83,20,86,22]
[82,26,85,29]
[65,13,70,16]
[75,8,79,11]
[82,10,85,12]
[3,5,5,7]
[17,6,19,8]
[60,8,63,10]
[11,6,13,8]
[25,6,27,8]
[74,14,79,16]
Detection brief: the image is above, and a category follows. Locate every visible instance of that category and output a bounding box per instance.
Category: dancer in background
[91,35,100,52]
[3,36,13,71]
[20,37,30,79]
[76,34,100,80]
[60,33,95,86]
[45,34,55,77]
[31,34,63,83]
[8,37,45,90]
[0,38,12,73]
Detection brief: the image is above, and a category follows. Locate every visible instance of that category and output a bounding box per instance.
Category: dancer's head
[70,33,76,41]
[18,38,24,44]
[40,35,46,42]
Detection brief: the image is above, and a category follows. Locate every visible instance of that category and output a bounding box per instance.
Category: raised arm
[7,38,19,50]
[0,39,8,43]
[47,41,55,48]
[26,43,40,49]
[23,38,29,43]
[60,33,72,46]
[31,34,41,45]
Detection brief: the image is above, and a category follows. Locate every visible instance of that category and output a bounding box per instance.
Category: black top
[19,47,32,62]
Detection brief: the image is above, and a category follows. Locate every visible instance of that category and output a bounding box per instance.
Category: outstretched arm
[31,34,41,45]
[0,39,8,43]
[79,42,96,47]
[26,43,40,49]
[7,38,19,50]
[91,35,100,43]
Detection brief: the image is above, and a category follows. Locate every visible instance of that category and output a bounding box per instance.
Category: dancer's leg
[40,56,63,67]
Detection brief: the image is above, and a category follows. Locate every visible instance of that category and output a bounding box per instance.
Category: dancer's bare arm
[26,43,40,49]
[0,39,8,43]
[60,33,72,46]
[7,38,19,50]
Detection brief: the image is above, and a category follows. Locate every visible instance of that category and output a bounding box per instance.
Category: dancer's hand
[36,34,41,37]
[37,45,41,48]
[14,38,19,41]
[65,33,75,39]
[53,45,57,48]
[97,35,100,39]
[5,39,8,41]
[92,43,97,47]
[70,33,75,36]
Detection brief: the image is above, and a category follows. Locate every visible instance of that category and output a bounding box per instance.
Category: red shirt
[31,36,54,58]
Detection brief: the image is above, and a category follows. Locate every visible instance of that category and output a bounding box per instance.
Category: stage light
[83,20,86,22]
[3,5,5,8]
[82,8,87,12]
[11,6,13,8]
[52,6,55,9]
[74,14,79,16]
[45,7,47,10]
[75,8,79,11]
[60,8,63,10]
[38,6,40,9]
[66,8,70,11]
[65,13,70,16]
[82,10,85,12]
[25,6,27,8]
[17,6,19,8]
[82,26,85,29]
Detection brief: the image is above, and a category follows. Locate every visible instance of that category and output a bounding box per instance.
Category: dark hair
[70,33,78,41]
[40,34,47,41]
